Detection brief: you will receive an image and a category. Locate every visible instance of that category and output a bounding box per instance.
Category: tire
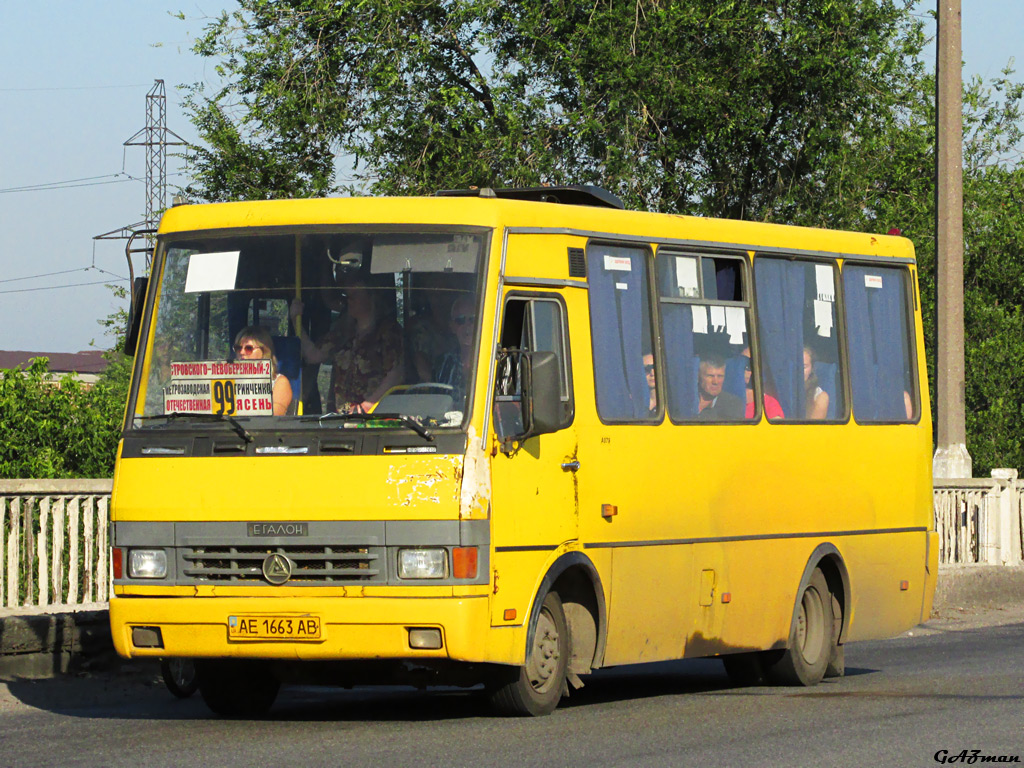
[196,660,280,718]
[768,568,834,686]
[487,591,569,716]
[161,658,198,699]
[825,591,845,678]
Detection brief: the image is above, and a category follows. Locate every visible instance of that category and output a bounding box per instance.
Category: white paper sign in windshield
[164,359,274,416]
[184,251,240,293]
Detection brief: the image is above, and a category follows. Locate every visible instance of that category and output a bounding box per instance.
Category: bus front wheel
[196,660,280,717]
[160,658,198,698]
[487,591,569,716]
[769,568,834,686]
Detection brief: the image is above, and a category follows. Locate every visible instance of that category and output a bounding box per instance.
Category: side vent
[320,440,356,455]
[568,247,587,278]
[212,441,247,455]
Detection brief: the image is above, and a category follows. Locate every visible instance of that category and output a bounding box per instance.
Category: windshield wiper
[309,411,434,442]
[136,412,254,443]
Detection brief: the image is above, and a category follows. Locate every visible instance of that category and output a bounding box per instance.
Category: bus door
[488,291,578,626]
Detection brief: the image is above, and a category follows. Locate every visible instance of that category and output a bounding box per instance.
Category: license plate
[227,615,322,641]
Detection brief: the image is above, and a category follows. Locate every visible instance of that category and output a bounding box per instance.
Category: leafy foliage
[0,354,129,479]
[182,0,927,219]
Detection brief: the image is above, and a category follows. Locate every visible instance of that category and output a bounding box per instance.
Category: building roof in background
[0,350,108,375]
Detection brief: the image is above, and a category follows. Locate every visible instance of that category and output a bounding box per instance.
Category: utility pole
[95,79,185,284]
[933,0,971,479]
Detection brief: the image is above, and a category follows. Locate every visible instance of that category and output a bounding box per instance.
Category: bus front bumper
[110,594,492,663]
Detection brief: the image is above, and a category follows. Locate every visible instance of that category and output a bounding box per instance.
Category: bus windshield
[135,229,487,429]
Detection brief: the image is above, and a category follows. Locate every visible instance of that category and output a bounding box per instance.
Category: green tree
[823,69,1024,474]
[0,282,133,479]
[182,0,926,217]
[0,356,124,478]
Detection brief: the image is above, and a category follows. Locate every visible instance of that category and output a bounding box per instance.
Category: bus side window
[842,264,917,422]
[753,258,845,421]
[587,243,657,422]
[656,252,753,422]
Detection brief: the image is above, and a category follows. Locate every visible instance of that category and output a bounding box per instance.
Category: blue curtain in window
[661,303,698,418]
[716,264,737,302]
[588,245,650,420]
[843,266,909,421]
[754,260,805,418]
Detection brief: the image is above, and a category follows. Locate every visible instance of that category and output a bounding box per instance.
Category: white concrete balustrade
[934,470,1024,566]
[1,474,1022,609]
[1,480,112,609]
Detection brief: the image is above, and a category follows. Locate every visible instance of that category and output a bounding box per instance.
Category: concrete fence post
[982,481,1001,564]
[991,469,1021,565]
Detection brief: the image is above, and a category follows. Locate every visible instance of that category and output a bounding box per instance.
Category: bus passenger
[741,347,783,419]
[289,290,346,366]
[409,278,460,382]
[330,280,402,414]
[803,346,829,420]
[643,353,657,414]
[234,326,293,415]
[697,355,743,421]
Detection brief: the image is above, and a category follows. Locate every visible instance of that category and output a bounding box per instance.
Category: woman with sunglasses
[233,326,293,415]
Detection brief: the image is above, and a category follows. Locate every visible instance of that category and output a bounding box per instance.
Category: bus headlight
[398,549,446,579]
[128,549,168,579]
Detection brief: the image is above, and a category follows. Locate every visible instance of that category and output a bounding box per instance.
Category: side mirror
[494,349,562,452]
[525,351,561,438]
[124,276,148,355]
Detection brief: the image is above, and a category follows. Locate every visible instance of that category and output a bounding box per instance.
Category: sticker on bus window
[814,299,833,337]
[184,251,240,294]
[691,305,709,334]
[603,255,632,272]
[709,305,726,332]
[815,264,835,302]
[864,274,884,289]
[163,359,274,416]
[675,257,700,298]
[725,306,746,344]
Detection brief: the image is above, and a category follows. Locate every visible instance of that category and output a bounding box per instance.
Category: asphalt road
[2,619,1022,768]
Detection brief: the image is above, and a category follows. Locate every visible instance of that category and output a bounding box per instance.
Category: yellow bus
[110,187,936,716]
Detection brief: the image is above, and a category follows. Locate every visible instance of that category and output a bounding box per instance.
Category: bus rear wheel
[768,568,833,686]
[487,591,569,716]
[196,660,280,717]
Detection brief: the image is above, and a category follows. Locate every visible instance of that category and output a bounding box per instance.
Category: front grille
[182,545,383,584]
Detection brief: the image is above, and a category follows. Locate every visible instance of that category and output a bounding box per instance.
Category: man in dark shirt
[696,355,743,421]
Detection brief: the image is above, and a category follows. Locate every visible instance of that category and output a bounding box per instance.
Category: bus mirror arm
[493,349,562,454]
[124,276,149,355]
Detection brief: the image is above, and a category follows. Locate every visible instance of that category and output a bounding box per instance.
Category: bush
[0,353,130,479]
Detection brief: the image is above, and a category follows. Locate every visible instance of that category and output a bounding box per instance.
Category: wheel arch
[526,551,608,675]
[791,543,851,645]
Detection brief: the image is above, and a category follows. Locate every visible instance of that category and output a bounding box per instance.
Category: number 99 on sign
[212,379,236,415]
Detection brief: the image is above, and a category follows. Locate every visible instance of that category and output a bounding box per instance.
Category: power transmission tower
[95,79,186,288]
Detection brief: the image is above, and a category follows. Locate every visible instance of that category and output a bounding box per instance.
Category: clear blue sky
[0,1,1021,354]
